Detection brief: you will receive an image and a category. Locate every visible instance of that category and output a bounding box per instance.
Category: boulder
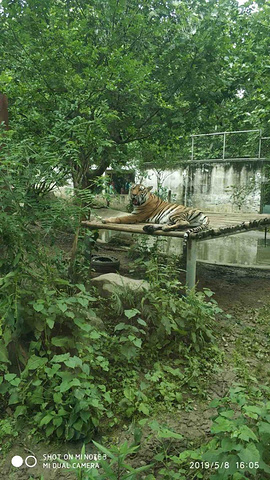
[92,273,149,298]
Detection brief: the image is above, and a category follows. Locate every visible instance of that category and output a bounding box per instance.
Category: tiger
[102,184,209,240]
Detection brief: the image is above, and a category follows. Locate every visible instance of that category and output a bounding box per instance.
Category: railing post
[258,130,262,159]
[223,133,226,160]
[191,136,194,161]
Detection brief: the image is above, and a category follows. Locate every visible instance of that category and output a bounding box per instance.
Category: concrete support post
[186,239,197,290]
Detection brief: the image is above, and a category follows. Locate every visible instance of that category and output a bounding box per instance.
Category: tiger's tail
[183,215,209,244]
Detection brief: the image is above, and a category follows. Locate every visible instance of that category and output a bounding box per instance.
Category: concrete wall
[141,162,262,213]
[53,162,263,214]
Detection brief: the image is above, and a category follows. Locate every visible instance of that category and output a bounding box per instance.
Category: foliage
[0,172,224,444]
[0,264,114,441]
[262,164,270,206]
[129,254,222,350]
[0,0,257,186]
[226,178,258,210]
[0,418,19,454]
[0,176,223,444]
[87,441,153,480]
[52,441,154,480]
[0,169,111,441]
[97,254,224,421]
[168,386,270,479]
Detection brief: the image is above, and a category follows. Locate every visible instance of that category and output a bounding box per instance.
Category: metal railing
[175,130,270,163]
[191,129,262,161]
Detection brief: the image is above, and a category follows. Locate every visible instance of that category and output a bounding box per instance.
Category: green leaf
[132,337,142,348]
[191,332,196,343]
[258,421,270,436]
[46,424,55,437]
[157,428,183,440]
[237,425,259,442]
[75,284,86,293]
[92,441,116,460]
[59,378,81,393]
[137,318,147,326]
[238,443,260,463]
[45,364,61,378]
[33,301,45,312]
[58,302,68,313]
[124,309,140,319]
[46,318,55,329]
[73,419,83,431]
[243,405,263,419]
[0,342,10,362]
[64,356,83,369]
[221,438,242,452]
[40,414,54,426]
[4,373,17,382]
[14,405,27,418]
[8,392,19,405]
[82,364,90,375]
[211,417,233,434]
[120,345,138,360]
[138,403,150,415]
[203,288,214,298]
[53,417,63,427]
[89,331,101,339]
[51,336,72,347]
[53,392,62,403]
[80,411,91,422]
[77,297,89,308]
[115,322,127,331]
[52,353,70,363]
[74,389,84,400]
[73,318,92,332]
[27,355,48,370]
[104,392,112,403]
[220,410,235,419]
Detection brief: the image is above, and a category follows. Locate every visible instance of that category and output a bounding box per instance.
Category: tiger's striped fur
[103,184,209,240]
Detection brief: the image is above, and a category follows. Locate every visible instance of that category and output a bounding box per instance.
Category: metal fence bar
[191,129,261,137]
[191,136,194,161]
[258,129,262,159]
[223,133,226,160]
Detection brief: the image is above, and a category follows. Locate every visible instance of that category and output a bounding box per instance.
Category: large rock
[92,273,149,298]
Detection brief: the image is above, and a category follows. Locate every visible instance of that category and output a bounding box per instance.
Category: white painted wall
[140,163,262,213]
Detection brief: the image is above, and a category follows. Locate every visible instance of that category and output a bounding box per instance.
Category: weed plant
[168,385,270,479]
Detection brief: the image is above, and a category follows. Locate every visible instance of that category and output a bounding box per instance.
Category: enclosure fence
[176,129,270,163]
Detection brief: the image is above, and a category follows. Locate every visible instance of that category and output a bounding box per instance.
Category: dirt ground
[1,211,270,480]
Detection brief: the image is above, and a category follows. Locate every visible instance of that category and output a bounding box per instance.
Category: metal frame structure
[190,129,263,162]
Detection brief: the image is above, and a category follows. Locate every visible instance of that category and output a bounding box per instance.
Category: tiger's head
[129,184,153,206]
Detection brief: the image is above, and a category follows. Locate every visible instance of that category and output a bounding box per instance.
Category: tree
[0,0,251,189]
[210,1,270,135]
